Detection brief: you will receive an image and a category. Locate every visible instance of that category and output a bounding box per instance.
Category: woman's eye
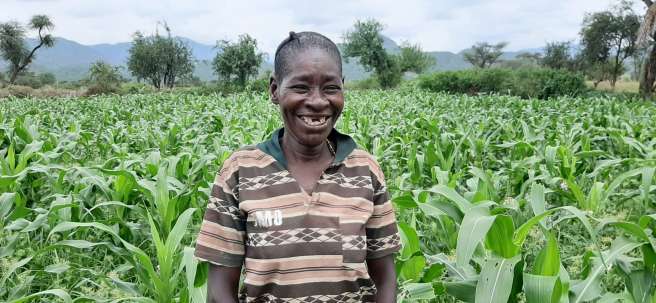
[324,86,341,94]
[290,85,309,92]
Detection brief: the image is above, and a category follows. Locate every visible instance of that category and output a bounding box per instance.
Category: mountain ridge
[0,36,546,82]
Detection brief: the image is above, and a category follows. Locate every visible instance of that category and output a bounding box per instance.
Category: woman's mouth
[298,115,330,127]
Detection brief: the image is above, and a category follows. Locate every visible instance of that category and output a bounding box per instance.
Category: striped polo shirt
[194,128,401,302]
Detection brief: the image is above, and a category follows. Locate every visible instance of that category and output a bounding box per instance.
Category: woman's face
[270,48,344,148]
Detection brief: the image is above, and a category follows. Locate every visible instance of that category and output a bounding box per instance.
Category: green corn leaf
[7,289,72,303]
[571,237,643,303]
[475,254,522,303]
[532,231,561,276]
[456,205,496,267]
[399,222,421,259]
[425,185,473,213]
[485,215,520,258]
[400,255,426,282]
[523,274,559,303]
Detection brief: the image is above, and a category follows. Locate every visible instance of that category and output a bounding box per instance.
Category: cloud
[0,0,647,54]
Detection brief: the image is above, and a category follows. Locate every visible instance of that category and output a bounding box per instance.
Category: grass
[586,80,640,93]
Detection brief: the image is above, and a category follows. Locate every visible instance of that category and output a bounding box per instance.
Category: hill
[0,36,546,82]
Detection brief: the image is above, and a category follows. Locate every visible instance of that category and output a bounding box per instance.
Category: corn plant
[1,90,655,302]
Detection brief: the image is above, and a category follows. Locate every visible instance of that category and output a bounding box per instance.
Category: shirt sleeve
[194,156,246,267]
[365,159,401,259]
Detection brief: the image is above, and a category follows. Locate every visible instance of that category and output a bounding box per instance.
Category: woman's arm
[367,254,397,303]
[207,264,242,303]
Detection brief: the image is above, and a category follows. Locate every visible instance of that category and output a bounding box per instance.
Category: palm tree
[0,15,55,84]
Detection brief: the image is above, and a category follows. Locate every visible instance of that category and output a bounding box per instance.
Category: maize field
[1,90,655,302]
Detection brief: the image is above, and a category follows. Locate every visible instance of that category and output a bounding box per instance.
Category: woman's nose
[307,88,329,106]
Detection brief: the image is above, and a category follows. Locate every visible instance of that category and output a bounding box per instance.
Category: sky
[0,0,648,54]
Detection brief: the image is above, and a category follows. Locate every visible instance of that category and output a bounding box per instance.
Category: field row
[1,91,655,302]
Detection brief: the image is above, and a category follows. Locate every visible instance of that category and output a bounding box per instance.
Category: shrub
[509,68,587,99]
[418,68,586,99]
[245,73,270,94]
[5,85,35,97]
[84,61,124,96]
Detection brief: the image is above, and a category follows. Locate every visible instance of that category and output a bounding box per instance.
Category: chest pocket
[341,223,368,265]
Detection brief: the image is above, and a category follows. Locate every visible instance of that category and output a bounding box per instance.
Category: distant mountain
[0,35,548,82]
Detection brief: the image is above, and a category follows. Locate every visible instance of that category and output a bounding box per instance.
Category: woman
[195,31,401,303]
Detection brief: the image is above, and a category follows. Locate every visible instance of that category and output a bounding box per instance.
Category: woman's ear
[269,75,279,104]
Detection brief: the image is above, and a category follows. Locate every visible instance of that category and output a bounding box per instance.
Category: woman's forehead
[284,49,342,80]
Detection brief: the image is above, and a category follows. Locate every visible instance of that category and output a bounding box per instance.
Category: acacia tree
[541,41,575,70]
[127,24,194,89]
[212,34,264,87]
[463,42,508,68]
[397,42,435,74]
[580,2,640,90]
[343,19,434,88]
[85,61,124,94]
[0,15,55,84]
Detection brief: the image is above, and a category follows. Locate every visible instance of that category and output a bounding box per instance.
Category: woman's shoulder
[219,145,271,170]
[345,148,386,182]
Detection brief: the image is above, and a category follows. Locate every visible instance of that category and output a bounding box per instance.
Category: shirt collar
[256,127,357,169]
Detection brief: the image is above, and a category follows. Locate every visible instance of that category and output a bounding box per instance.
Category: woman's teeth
[300,116,328,126]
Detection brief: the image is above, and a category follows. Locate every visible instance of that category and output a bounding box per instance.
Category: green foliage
[498,52,541,70]
[462,41,508,68]
[345,77,380,90]
[120,82,156,95]
[1,89,655,302]
[127,24,194,89]
[343,19,433,88]
[418,68,586,99]
[84,61,124,96]
[397,42,435,74]
[580,1,640,89]
[12,71,56,89]
[212,34,264,87]
[0,15,55,84]
[541,41,577,70]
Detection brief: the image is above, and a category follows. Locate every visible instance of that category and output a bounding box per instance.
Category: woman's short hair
[273,31,342,81]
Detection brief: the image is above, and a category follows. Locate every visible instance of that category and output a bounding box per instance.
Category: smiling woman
[194,31,401,303]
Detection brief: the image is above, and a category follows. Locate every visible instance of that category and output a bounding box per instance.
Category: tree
[580,1,640,89]
[343,19,433,88]
[127,24,194,89]
[212,34,264,87]
[343,20,399,88]
[463,42,508,68]
[85,61,123,94]
[0,15,55,84]
[637,0,656,97]
[541,41,575,70]
[397,42,435,74]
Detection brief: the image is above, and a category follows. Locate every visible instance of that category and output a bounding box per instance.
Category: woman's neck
[281,132,330,164]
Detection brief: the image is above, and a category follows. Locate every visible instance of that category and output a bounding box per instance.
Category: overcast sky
[1,0,648,54]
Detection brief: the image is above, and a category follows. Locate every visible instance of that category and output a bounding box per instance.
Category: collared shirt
[194,128,401,302]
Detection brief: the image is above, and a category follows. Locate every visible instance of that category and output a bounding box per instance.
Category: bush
[245,73,270,94]
[418,68,587,99]
[12,72,57,89]
[84,61,124,96]
[4,85,35,97]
